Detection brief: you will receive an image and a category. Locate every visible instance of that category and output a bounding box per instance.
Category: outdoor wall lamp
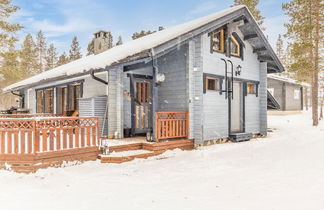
[235,65,242,76]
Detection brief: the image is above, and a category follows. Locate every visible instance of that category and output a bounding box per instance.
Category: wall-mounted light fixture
[156,73,166,84]
[235,65,242,76]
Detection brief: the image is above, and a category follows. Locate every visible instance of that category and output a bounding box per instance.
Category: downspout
[151,49,158,142]
[90,69,108,85]
[89,69,109,138]
[11,90,24,108]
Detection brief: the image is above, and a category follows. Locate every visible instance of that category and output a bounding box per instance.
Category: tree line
[0,0,323,126]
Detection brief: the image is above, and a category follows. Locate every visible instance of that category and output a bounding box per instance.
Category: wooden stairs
[99,139,194,164]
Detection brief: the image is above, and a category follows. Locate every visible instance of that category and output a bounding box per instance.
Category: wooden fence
[155,112,189,141]
[0,117,101,172]
[0,117,100,154]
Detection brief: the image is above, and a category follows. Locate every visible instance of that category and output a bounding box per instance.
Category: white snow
[3,5,246,92]
[1,111,324,210]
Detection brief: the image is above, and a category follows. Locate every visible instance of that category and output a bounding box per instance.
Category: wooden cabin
[4,6,284,144]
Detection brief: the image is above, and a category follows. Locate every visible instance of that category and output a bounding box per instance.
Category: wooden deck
[99,139,194,164]
[0,116,101,173]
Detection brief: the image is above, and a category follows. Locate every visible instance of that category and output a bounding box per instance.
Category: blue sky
[11,0,289,55]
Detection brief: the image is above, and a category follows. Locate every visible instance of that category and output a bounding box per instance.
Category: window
[57,83,81,115]
[36,88,54,113]
[230,36,240,57]
[136,80,150,103]
[247,82,255,94]
[44,88,54,113]
[210,29,225,53]
[57,86,68,115]
[69,84,81,111]
[294,89,300,100]
[36,90,44,113]
[206,77,218,91]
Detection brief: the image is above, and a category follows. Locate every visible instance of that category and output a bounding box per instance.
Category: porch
[0,111,192,173]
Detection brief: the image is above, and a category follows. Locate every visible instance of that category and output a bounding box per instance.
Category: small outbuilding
[267,74,307,111]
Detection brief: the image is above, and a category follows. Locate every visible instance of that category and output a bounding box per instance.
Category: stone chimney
[93,30,112,54]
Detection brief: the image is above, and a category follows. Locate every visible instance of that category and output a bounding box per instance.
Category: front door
[133,78,152,134]
[230,81,243,133]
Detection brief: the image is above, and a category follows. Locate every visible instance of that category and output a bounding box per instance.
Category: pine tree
[45,43,58,70]
[276,34,284,63]
[69,36,82,61]
[87,39,94,55]
[233,0,265,29]
[116,36,123,46]
[0,0,22,109]
[283,0,323,126]
[35,30,47,73]
[20,34,37,76]
[56,52,69,67]
[1,48,21,83]
[0,0,22,54]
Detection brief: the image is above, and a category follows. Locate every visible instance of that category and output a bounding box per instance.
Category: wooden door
[133,79,152,134]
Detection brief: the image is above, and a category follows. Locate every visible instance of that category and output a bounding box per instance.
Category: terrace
[0,113,193,173]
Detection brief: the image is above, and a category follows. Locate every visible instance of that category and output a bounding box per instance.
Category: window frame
[230,36,240,57]
[247,82,256,94]
[210,29,225,53]
[206,77,219,91]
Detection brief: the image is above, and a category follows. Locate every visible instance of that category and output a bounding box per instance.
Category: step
[99,150,165,164]
[229,133,252,142]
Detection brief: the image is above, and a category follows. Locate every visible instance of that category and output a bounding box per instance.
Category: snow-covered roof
[3,5,248,92]
[4,5,280,92]
[268,74,310,87]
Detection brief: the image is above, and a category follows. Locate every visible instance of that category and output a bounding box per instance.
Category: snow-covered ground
[1,111,324,210]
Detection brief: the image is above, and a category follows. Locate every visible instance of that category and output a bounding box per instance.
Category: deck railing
[0,117,100,154]
[155,112,189,141]
[0,113,58,119]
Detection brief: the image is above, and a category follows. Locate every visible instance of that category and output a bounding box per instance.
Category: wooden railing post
[33,120,39,153]
[96,117,100,146]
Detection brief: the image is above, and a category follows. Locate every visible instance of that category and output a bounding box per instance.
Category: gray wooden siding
[188,37,204,144]
[245,94,260,133]
[107,67,123,138]
[259,62,267,136]
[268,78,302,111]
[285,84,302,110]
[267,78,284,110]
[157,44,189,112]
[201,22,262,141]
[83,73,108,98]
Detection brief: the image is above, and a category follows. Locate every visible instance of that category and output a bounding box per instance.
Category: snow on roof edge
[4,5,246,93]
[267,74,310,87]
